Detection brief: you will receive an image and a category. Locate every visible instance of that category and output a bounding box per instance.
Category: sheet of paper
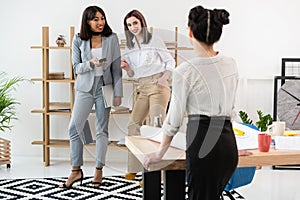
[140,125,186,150]
[232,122,260,150]
[274,136,300,150]
[140,122,261,151]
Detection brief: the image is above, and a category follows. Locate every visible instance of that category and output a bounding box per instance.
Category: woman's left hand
[113,97,121,107]
[143,151,163,170]
[238,150,253,156]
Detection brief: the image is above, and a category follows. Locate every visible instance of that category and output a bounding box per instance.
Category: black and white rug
[0,175,144,200]
[0,175,244,199]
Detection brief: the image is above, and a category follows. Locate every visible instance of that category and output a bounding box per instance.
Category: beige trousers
[127,73,170,173]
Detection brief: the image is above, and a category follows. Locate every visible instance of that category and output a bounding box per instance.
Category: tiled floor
[1,144,300,200]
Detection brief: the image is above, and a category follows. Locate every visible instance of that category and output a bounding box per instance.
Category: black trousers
[186,115,238,200]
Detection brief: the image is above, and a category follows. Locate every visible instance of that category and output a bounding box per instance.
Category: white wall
[1,0,300,157]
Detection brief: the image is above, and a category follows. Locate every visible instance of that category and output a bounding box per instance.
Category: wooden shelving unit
[31,26,75,166]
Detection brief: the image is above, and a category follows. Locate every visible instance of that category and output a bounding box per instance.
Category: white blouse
[124,34,175,78]
[91,47,103,77]
[162,54,239,136]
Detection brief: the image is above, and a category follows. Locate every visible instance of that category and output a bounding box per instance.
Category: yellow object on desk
[284,131,298,136]
[233,128,245,136]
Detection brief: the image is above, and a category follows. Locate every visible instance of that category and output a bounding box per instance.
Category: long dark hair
[188,5,229,45]
[123,9,152,49]
[79,6,112,40]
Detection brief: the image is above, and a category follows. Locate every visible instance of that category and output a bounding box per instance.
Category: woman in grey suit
[59,6,123,188]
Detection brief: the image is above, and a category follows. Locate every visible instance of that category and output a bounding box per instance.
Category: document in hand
[102,84,114,108]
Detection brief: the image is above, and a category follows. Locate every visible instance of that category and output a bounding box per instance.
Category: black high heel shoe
[59,169,83,188]
[91,167,103,187]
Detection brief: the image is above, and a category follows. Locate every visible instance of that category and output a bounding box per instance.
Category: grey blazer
[72,33,123,97]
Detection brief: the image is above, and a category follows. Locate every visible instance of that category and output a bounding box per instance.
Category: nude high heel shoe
[91,167,103,187]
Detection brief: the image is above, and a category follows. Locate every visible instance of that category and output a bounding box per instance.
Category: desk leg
[143,169,161,200]
[163,170,185,200]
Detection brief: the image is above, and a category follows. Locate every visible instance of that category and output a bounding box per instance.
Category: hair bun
[189,5,206,24]
[214,9,230,25]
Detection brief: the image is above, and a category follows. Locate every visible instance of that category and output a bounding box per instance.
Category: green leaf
[239,110,253,125]
[255,110,273,131]
[0,71,29,133]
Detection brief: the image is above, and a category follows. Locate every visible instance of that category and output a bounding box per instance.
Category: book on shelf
[48,102,70,112]
[49,72,65,80]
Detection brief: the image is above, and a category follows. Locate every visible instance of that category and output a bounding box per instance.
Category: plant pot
[0,137,11,168]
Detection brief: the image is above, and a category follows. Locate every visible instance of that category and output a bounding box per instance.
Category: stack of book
[49,72,64,80]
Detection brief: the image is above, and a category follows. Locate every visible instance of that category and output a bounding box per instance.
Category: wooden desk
[125,136,300,200]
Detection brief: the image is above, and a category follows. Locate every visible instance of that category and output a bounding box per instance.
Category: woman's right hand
[90,58,106,67]
[121,58,130,71]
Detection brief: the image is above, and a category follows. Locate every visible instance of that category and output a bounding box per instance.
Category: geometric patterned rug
[0,175,244,200]
[0,175,144,200]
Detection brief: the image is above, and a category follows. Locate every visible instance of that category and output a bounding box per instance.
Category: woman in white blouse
[144,5,239,200]
[121,9,175,180]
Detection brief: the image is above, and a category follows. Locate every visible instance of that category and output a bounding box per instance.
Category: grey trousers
[69,76,111,168]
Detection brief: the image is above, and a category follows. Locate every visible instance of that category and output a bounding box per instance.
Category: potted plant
[0,71,27,168]
[239,110,273,131]
[0,72,26,132]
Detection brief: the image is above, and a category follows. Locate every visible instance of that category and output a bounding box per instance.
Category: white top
[124,34,175,78]
[162,54,239,136]
[91,47,103,77]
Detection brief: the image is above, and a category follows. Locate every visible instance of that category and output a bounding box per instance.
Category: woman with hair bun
[144,5,239,199]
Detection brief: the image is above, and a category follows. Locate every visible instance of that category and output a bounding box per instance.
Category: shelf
[32,139,70,148]
[46,78,75,83]
[31,78,43,81]
[31,140,126,149]
[31,110,71,115]
[31,78,75,82]
[173,46,193,50]
[31,46,71,50]
[31,102,72,115]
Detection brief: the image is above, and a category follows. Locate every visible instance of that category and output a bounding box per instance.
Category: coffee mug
[258,133,271,152]
[268,121,286,136]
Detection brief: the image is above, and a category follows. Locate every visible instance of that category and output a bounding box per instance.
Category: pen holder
[258,133,271,152]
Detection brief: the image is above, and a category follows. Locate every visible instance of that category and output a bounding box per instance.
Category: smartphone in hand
[99,58,107,63]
